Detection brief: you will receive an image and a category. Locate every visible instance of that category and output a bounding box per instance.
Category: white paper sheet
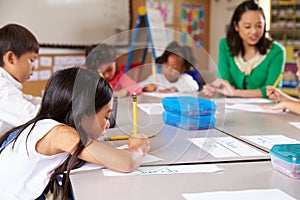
[142,92,195,98]
[138,103,164,115]
[182,189,296,200]
[212,98,274,104]
[289,122,300,130]
[225,103,286,114]
[215,137,266,157]
[188,138,239,158]
[188,137,266,158]
[102,164,223,176]
[241,135,300,150]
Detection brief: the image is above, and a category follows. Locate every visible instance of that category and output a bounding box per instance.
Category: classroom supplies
[270,144,300,179]
[132,93,138,135]
[162,96,217,116]
[161,96,217,130]
[104,134,155,141]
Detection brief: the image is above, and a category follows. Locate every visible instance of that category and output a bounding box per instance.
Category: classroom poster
[146,0,174,24]
[181,2,205,47]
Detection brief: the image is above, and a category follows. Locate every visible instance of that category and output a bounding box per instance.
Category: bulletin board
[22,54,86,97]
[0,0,129,45]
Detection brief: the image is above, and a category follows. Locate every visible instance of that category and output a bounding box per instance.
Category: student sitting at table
[85,43,142,98]
[263,50,300,114]
[140,41,199,93]
[0,24,41,135]
[0,67,150,200]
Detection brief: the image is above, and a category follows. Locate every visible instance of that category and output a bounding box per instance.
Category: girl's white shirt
[139,73,199,93]
[0,67,41,135]
[0,119,69,200]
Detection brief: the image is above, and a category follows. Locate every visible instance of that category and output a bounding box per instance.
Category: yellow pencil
[104,135,130,141]
[273,73,283,88]
[132,92,137,135]
[104,134,155,141]
[99,72,104,78]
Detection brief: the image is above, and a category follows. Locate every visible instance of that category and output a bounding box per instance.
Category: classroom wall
[208,0,244,71]
[0,0,129,45]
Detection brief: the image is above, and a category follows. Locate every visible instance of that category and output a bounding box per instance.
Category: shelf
[281,88,299,97]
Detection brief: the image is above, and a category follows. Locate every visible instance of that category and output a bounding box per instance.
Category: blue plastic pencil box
[162,96,217,116]
[162,111,216,130]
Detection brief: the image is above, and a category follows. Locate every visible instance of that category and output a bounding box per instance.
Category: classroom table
[101,95,270,166]
[213,100,300,152]
[70,161,300,200]
[70,93,300,199]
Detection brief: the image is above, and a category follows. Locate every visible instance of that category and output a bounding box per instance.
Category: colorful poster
[181,2,204,47]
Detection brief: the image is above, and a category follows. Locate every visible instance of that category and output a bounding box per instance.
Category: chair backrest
[187,69,205,91]
[0,129,20,154]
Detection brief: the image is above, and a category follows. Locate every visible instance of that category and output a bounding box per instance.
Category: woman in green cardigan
[203,0,286,98]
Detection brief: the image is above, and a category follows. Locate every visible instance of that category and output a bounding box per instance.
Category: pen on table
[132,92,137,135]
[104,134,155,141]
[273,73,283,88]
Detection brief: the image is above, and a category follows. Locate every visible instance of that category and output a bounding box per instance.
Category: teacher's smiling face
[234,10,265,47]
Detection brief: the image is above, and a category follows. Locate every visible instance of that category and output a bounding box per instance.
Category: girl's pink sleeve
[117,74,142,95]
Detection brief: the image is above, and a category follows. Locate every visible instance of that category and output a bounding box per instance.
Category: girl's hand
[266,86,285,102]
[142,84,157,92]
[128,133,150,154]
[158,87,178,93]
[261,102,286,112]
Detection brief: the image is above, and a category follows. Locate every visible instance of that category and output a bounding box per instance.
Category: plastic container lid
[270,144,300,164]
[162,96,217,116]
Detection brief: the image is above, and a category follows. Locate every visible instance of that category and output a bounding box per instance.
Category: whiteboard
[0,0,129,45]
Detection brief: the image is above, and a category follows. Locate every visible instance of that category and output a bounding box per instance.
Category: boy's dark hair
[0,23,39,67]
[85,43,117,73]
[226,0,273,56]
[0,67,113,200]
[155,41,193,73]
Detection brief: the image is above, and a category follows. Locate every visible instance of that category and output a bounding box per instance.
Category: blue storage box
[162,111,216,130]
[270,144,300,179]
[162,96,217,116]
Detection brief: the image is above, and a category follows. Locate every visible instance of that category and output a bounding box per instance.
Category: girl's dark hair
[0,23,39,67]
[155,41,193,72]
[0,67,113,199]
[85,43,118,73]
[226,0,273,56]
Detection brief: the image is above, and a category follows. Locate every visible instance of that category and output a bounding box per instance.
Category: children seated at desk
[263,50,300,114]
[85,43,142,98]
[140,41,199,93]
[0,67,150,200]
[0,24,41,135]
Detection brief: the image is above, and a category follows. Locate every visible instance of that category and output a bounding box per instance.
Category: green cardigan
[217,37,286,98]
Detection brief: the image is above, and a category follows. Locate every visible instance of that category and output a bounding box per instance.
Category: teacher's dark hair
[226,0,272,56]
